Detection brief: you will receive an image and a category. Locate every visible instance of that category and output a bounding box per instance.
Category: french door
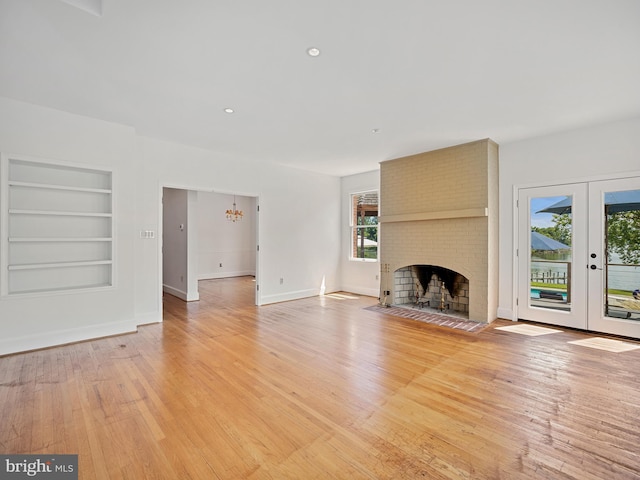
[517,177,640,338]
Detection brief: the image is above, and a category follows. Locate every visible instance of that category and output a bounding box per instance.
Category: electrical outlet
[180,275,184,283]
[219,263,223,268]
[375,274,379,280]
[280,277,284,285]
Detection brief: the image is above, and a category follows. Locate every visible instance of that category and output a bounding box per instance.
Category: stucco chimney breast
[378,139,499,323]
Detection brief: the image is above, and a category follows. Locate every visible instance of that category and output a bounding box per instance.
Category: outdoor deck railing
[531,260,572,303]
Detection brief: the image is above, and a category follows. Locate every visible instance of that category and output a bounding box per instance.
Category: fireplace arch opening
[393,265,469,318]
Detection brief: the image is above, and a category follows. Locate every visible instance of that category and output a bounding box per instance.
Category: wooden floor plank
[1,276,640,479]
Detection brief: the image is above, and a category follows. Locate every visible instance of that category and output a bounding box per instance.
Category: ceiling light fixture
[372,128,380,133]
[225,196,243,223]
[224,107,234,114]
[307,47,321,57]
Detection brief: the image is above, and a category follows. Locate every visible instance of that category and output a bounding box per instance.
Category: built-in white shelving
[8,180,111,194]
[2,155,114,295]
[8,260,113,271]
[9,209,112,217]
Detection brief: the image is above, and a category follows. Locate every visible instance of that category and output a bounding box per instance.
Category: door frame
[512,170,640,330]
[516,183,588,329]
[158,183,261,320]
[587,176,640,337]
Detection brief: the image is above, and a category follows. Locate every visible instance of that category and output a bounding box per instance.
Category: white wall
[162,187,187,296]
[340,170,380,297]
[162,188,199,301]
[186,190,199,300]
[197,192,256,280]
[135,136,341,313]
[498,116,640,320]
[0,97,137,354]
[0,96,342,354]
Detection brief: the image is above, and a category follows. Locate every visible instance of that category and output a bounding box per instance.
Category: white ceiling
[1,0,639,177]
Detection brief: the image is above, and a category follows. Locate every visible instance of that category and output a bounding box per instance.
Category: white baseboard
[261,286,380,305]
[198,271,255,280]
[0,318,138,356]
[260,288,319,305]
[163,284,199,302]
[340,284,379,298]
[135,311,163,325]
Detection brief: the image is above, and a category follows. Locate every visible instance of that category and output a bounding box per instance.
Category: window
[350,191,378,260]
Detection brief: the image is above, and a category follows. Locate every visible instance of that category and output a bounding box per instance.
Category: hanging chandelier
[225,196,243,222]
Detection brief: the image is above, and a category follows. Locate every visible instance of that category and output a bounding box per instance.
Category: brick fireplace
[394,266,470,317]
[378,139,499,323]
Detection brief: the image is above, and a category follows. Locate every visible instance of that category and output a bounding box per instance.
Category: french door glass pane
[604,189,640,321]
[529,195,573,311]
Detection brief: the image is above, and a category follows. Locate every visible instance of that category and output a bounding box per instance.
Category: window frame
[349,190,379,262]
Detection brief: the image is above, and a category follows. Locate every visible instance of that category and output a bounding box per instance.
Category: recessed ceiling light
[372,128,380,133]
[224,108,234,114]
[307,47,320,57]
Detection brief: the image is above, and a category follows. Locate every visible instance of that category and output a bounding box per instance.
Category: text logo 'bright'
[1,455,77,479]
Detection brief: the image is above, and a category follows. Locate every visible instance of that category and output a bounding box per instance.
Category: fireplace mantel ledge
[379,207,488,223]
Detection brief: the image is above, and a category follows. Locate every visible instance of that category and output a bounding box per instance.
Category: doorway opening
[161,187,259,315]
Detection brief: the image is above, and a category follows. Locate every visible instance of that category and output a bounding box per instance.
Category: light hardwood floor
[1,277,640,479]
